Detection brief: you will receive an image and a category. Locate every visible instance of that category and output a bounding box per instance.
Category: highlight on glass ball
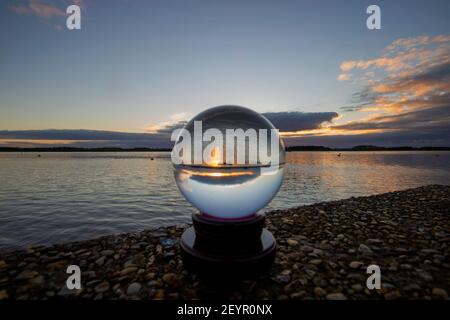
[171,105,286,220]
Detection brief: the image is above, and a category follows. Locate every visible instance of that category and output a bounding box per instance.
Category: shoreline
[0,185,449,300]
[1,149,450,153]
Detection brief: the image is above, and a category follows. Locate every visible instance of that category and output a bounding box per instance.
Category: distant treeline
[0,147,172,152]
[285,145,450,151]
[0,145,449,152]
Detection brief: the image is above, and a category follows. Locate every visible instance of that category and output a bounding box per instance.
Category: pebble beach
[0,185,449,300]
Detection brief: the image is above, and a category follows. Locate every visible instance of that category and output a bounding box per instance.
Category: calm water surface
[0,151,449,251]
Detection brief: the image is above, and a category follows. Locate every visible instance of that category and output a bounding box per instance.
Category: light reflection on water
[0,151,449,251]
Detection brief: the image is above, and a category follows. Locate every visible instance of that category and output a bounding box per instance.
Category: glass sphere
[172,105,285,220]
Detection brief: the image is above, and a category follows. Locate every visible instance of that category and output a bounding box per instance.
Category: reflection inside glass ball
[175,165,284,219]
[172,105,285,220]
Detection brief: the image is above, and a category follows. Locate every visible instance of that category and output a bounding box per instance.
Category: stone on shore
[326,293,347,300]
[0,185,448,300]
[127,282,142,295]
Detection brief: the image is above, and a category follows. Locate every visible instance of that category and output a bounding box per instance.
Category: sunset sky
[1,0,449,148]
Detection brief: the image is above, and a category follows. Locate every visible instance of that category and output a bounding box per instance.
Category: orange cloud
[145,112,190,133]
[333,34,450,139]
[338,34,450,82]
[10,0,65,19]
[0,139,87,146]
[385,35,450,52]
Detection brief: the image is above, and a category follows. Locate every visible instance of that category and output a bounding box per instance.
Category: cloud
[0,129,163,141]
[337,73,350,81]
[327,34,450,147]
[338,34,450,82]
[0,111,341,148]
[0,129,172,148]
[384,35,450,52]
[146,112,189,133]
[284,128,450,148]
[146,110,339,134]
[262,112,338,132]
[9,0,66,19]
[333,103,450,132]
[9,0,86,30]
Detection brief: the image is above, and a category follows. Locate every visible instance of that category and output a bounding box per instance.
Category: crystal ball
[172,105,285,220]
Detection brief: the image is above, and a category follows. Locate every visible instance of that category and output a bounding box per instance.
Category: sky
[0,0,449,148]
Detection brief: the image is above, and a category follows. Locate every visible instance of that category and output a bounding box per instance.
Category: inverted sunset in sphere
[171,105,285,219]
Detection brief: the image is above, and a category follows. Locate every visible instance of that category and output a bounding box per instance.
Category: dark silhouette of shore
[0,147,172,152]
[286,145,450,151]
[0,145,449,152]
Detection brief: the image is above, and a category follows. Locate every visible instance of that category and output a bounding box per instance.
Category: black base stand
[180,213,276,277]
